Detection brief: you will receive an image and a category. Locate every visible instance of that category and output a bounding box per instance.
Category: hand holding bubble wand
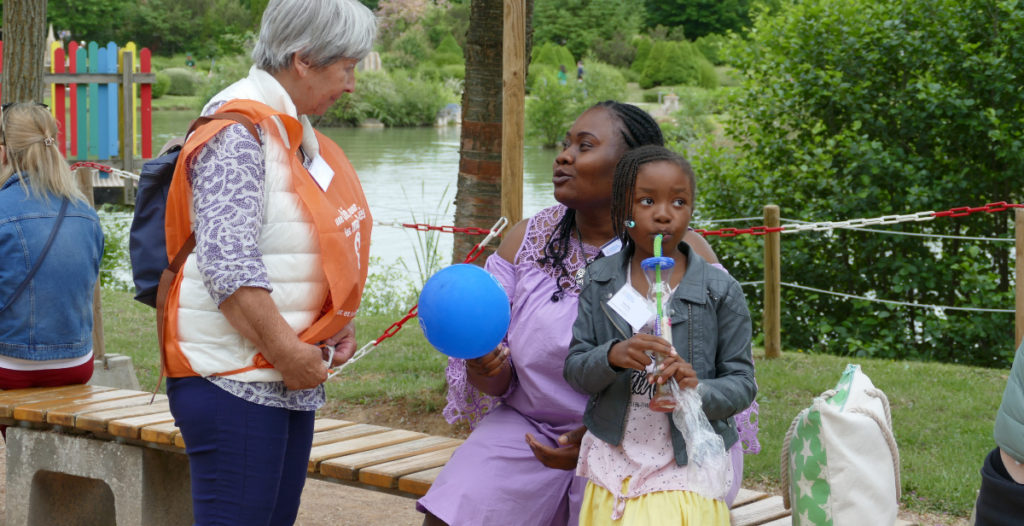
[642,234,677,412]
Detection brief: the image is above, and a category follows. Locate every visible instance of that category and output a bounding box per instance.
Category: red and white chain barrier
[694,202,1024,239]
[327,217,509,379]
[69,162,140,181]
[374,220,494,236]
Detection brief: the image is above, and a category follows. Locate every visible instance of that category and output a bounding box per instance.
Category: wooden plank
[397,466,444,496]
[0,385,82,405]
[729,495,789,526]
[12,389,143,422]
[96,44,109,160]
[47,394,162,426]
[139,48,152,158]
[75,401,170,433]
[731,488,769,509]
[108,411,175,439]
[139,421,181,445]
[42,73,156,85]
[759,517,792,526]
[76,47,89,160]
[319,436,463,481]
[0,386,109,417]
[69,41,80,157]
[500,0,526,227]
[53,47,67,157]
[763,204,781,359]
[358,446,459,489]
[311,423,389,448]
[174,433,186,449]
[313,418,355,434]
[106,43,118,161]
[308,429,425,472]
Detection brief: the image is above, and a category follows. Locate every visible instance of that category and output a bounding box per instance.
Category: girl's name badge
[601,238,623,257]
[607,284,653,333]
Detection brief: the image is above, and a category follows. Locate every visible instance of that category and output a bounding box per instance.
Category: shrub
[534,42,575,70]
[693,0,1024,366]
[580,61,626,104]
[323,70,456,127]
[660,87,718,149]
[196,53,253,110]
[642,90,662,103]
[696,56,719,89]
[162,68,201,96]
[433,34,464,66]
[590,31,637,69]
[639,41,672,88]
[620,66,641,84]
[527,63,557,92]
[527,71,582,147]
[152,72,172,99]
[381,51,418,71]
[392,27,433,64]
[640,41,716,89]
[440,64,466,80]
[630,38,653,75]
[695,33,728,65]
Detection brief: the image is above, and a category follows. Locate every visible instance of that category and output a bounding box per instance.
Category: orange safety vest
[161,100,371,378]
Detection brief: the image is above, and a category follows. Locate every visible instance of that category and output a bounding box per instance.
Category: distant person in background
[0,103,104,426]
[185,53,196,68]
[972,341,1024,525]
[558,64,568,85]
[577,60,584,81]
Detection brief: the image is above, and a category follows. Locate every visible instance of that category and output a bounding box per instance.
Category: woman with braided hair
[0,103,104,416]
[418,102,751,525]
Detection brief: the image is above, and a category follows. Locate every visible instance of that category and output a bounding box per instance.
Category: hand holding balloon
[466,344,510,378]
[417,264,511,360]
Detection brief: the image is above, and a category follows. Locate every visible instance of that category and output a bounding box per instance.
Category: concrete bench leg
[5,427,192,526]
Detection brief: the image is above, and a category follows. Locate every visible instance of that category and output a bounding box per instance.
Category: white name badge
[607,284,653,333]
[601,237,623,257]
[308,154,335,191]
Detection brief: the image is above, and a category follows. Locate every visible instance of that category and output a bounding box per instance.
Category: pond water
[152,110,561,276]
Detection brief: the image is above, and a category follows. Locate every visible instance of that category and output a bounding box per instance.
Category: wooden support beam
[500,0,526,228]
[764,204,781,359]
[0,73,156,85]
[1016,208,1024,348]
[76,167,106,362]
[122,52,136,204]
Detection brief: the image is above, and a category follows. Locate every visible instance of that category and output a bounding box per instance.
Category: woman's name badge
[308,154,335,191]
[607,284,653,333]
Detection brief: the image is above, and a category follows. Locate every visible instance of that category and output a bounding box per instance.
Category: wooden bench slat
[729,496,790,526]
[396,466,444,496]
[359,446,460,489]
[309,429,425,472]
[319,436,463,481]
[12,389,147,422]
[731,488,770,509]
[47,394,164,426]
[760,517,792,526]
[175,433,186,449]
[310,423,390,448]
[107,412,176,439]
[75,401,171,433]
[313,419,354,433]
[0,386,111,417]
[139,421,181,445]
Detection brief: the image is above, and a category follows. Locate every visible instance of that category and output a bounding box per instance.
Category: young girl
[564,145,757,525]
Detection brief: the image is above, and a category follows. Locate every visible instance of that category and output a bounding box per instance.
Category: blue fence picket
[76,48,88,161]
[106,42,119,158]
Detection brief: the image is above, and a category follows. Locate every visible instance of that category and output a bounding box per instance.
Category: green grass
[715,65,741,88]
[102,288,1002,516]
[152,95,201,111]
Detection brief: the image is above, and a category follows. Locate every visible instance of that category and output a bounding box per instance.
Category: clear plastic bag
[668,381,731,501]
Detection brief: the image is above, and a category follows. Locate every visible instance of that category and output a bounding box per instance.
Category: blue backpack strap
[0,197,70,316]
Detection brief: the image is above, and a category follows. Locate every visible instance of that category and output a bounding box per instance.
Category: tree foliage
[644,0,751,38]
[533,0,642,60]
[691,0,1024,367]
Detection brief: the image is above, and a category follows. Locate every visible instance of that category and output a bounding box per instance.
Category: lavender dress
[416,206,761,525]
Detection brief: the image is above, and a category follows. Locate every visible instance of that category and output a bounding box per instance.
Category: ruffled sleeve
[441,255,520,428]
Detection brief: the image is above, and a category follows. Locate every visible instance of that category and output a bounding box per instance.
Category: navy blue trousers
[167,377,316,526]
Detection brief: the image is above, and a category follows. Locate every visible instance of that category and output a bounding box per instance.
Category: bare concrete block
[5,427,192,526]
[87,353,142,391]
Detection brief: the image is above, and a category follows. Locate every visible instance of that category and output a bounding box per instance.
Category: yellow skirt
[578,479,730,526]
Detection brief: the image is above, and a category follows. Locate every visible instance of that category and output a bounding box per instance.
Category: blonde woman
[0,103,104,410]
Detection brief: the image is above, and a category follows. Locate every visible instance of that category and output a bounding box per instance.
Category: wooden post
[764,204,782,359]
[1016,209,1024,348]
[76,167,106,363]
[122,51,135,205]
[500,0,526,228]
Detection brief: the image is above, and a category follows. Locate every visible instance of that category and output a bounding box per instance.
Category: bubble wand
[643,234,676,412]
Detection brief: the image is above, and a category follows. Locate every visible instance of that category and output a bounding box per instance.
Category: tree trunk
[1,0,48,105]
[453,0,533,265]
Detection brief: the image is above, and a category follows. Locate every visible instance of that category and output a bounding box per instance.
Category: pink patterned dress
[416,205,759,525]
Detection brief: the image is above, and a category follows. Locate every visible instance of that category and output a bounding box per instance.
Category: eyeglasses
[0,102,50,146]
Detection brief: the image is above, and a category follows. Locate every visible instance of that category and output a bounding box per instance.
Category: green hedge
[161,68,201,97]
[639,41,718,89]
[533,42,575,70]
[433,35,464,66]
[323,70,458,127]
[152,72,172,99]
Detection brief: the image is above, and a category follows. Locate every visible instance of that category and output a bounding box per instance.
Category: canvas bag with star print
[781,364,901,526]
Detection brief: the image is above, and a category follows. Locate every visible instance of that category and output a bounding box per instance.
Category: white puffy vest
[175,67,328,383]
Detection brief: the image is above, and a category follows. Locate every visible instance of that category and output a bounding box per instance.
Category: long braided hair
[538,101,664,301]
[610,145,697,246]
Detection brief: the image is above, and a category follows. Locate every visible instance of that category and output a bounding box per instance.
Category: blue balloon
[418,264,511,360]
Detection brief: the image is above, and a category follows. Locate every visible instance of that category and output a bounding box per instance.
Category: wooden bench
[0,386,915,526]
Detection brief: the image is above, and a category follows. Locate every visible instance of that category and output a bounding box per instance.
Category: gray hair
[252,0,377,73]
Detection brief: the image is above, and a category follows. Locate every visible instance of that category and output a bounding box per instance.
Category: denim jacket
[0,173,104,360]
[564,241,756,466]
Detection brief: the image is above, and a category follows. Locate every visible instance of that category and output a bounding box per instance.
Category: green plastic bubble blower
[641,234,677,412]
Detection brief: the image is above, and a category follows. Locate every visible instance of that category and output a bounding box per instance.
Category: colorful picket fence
[0,41,155,173]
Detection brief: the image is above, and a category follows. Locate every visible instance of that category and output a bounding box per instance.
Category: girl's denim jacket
[564,242,757,466]
[0,173,104,360]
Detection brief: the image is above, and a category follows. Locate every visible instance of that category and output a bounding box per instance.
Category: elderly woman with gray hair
[161,1,376,524]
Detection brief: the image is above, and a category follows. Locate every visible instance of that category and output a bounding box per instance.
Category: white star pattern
[797,472,814,499]
[798,509,811,525]
[823,494,833,522]
[801,438,814,461]
[802,410,811,427]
